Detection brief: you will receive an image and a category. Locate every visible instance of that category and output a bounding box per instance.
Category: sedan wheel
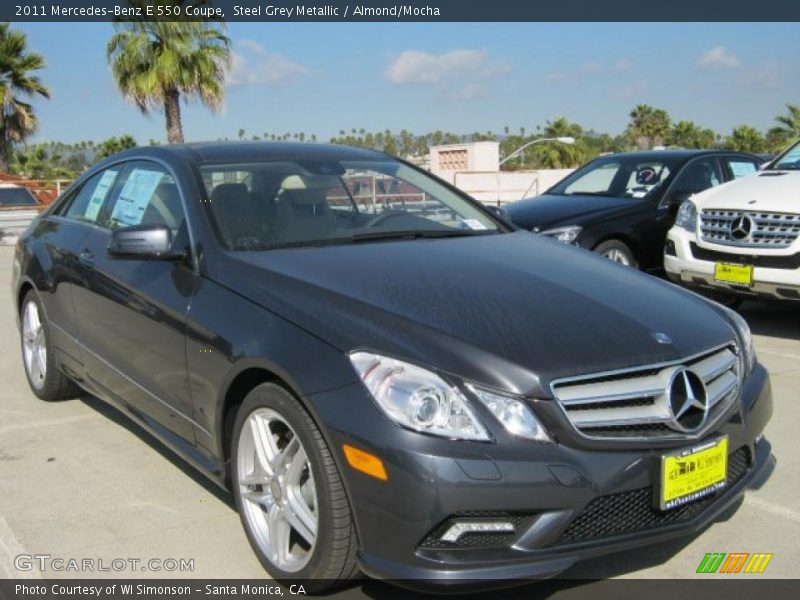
[594,239,638,269]
[237,408,318,573]
[232,383,358,590]
[22,299,47,390]
[19,291,80,401]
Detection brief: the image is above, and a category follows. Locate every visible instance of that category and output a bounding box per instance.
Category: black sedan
[13,143,772,590]
[505,150,763,272]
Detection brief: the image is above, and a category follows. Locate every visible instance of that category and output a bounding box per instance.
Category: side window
[671,158,722,196]
[102,162,184,234]
[61,167,122,225]
[727,159,759,179]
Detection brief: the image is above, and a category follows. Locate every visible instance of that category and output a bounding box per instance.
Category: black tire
[594,239,639,269]
[20,290,81,401]
[231,383,359,592]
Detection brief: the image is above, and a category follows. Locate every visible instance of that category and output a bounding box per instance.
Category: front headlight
[540,225,582,244]
[675,200,697,231]
[468,386,551,442]
[721,306,757,375]
[349,352,490,441]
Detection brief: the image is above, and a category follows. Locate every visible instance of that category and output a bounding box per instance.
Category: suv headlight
[540,225,582,244]
[350,352,490,441]
[675,200,697,231]
[721,306,756,375]
[468,386,551,442]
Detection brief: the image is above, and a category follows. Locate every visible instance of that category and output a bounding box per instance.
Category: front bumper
[308,364,774,587]
[664,227,800,302]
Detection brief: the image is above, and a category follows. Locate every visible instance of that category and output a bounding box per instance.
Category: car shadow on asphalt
[741,300,800,341]
[79,394,235,510]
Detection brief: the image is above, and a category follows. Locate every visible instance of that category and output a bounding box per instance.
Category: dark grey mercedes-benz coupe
[12,142,773,591]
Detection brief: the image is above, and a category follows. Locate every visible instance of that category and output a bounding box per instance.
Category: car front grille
[700,209,800,249]
[689,243,800,270]
[554,446,750,545]
[551,344,740,441]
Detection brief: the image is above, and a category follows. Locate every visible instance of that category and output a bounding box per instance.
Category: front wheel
[594,239,638,268]
[20,290,80,401]
[232,384,359,591]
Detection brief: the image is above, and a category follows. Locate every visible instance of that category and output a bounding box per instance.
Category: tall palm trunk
[164,89,184,144]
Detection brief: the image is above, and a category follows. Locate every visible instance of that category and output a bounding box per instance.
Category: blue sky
[18,22,800,144]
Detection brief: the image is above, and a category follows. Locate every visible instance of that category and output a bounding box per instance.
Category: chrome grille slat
[700,209,800,249]
[551,344,740,441]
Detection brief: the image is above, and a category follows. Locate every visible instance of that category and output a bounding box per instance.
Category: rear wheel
[232,384,359,592]
[20,290,81,401]
[594,239,638,268]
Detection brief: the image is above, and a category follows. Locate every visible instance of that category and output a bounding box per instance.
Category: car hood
[693,170,800,212]
[505,193,643,230]
[218,232,735,397]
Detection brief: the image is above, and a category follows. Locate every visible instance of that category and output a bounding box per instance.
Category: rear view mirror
[108,224,181,259]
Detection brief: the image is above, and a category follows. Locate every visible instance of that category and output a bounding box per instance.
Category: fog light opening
[440,521,515,543]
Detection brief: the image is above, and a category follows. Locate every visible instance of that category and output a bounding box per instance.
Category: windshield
[199,158,501,250]
[547,155,678,199]
[771,141,800,170]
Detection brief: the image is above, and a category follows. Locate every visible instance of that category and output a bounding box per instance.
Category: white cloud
[738,62,786,89]
[612,58,634,73]
[578,63,602,74]
[384,49,509,99]
[228,40,308,87]
[544,71,567,83]
[612,80,646,100]
[697,47,742,70]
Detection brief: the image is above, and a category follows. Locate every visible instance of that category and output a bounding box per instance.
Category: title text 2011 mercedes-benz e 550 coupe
[13,143,773,591]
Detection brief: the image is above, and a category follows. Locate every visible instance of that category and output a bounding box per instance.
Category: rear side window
[0,187,38,206]
[62,168,122,225]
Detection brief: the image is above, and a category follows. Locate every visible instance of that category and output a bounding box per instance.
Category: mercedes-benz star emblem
[729,215,753,241]
[667,368,708,432]
[652,332,672,345]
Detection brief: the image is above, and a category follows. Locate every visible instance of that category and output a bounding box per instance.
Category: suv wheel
[20,290,80,401]
[232,383,359,591]
[594,239,638,268]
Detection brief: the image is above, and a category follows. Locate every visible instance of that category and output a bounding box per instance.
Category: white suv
[665,140,800,303]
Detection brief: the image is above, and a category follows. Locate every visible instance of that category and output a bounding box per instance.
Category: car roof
[106,141,388,165]
[600,149,758,161]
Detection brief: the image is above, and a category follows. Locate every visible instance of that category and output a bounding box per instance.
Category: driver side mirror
[108,224,183,260]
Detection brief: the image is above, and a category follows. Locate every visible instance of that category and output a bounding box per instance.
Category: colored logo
[696,552,773,574]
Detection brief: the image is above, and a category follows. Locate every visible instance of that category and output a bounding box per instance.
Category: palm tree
[626,104,671,150]
[773,103,800,138]
[107,12,230,144]
[0,23,50,171]
[725,125,765,153]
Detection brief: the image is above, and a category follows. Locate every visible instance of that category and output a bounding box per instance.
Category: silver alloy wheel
[22,300,47,390]
[603,248,632,266]
[237,407,318,573]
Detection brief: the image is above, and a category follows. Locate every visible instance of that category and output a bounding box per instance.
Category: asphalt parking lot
[0,244,798,588]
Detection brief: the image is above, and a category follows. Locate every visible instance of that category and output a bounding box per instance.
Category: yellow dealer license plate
[715,262,753,287]
[660,436,728,510]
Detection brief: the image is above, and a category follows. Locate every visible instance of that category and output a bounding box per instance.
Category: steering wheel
[363,210,408,228]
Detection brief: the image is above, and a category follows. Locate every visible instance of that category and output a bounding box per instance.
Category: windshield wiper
[350,229,495,243]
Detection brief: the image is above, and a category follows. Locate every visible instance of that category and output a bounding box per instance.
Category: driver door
[72,160,197,442]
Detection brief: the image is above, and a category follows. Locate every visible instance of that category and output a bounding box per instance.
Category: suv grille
[551,345,740,441]
[555,446,750,545]
[700,210,800,249]
[689,243,800,270]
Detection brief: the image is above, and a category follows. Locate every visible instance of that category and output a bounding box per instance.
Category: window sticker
[111,169,164,227]
[464,219,488,230]
[84,170,119,222]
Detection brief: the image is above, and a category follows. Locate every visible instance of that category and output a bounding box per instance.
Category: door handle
[78,250,95,268]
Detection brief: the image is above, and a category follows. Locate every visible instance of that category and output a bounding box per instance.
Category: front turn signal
[343,444,388,481]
